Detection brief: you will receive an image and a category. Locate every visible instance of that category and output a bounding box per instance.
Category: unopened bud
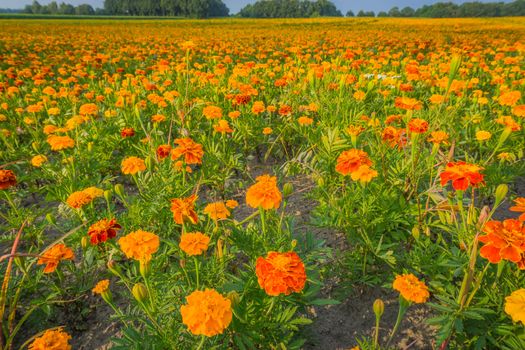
[107,260,121,276]
[226,291,240,307]
[412,226,420,240]
[81,236,89,249]
[31,141,39,152]
[494,184,508,206]
[114,184,125,198]
[283,183,294,198]
[291,239,297,249]
[139,259,150,278]
[373,299,385,319]
[132,283,148,303]
[104,189,112,203]
[87,142,93,152]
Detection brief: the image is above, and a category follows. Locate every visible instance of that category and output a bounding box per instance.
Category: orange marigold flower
[88,218,121,245]
[0,169,16,190]
[395,97,422,110]
[47,135,75,151]
[427,131,449,145]
[171,138,204,165]
[156,144,171,160]
[475,130,491,141]
[440,161,484,191]
[350,165,378,183]
[498,90,521,106]
[171,194,199,225]
[495,115,521,131]
[382,126,407,149]
[121,127,135,138]
[298,116,313,126]
[505,289,525,325]
[214,119,233,133]
[179,232,210,256]
[31,155,47,167]
[278,105,292,116]
[118,230,160,262]
[180,289,232,337]
[255,251,307,296]
[512,105,525,118]
[429,94,445,104]
[347,125,365,136]
[225,199,238,209]
[92,279,110,295]
[203,105,222,119]
[407,118,429,133]
[83,186,103,198]
[151,114,166,123]
[335,149,372,176]
[392,274,429,303]
[37,243,74,273]
[203,202,230,221]
[121,156,146,175]
[510,197,525,221]
[79,103,98,116]
[263,127,273,135]
[252,101,265,114]
[479,219,525,269]
[29,328,71,350]
[66,190,93,209]
[246,174,282,210]
[228,111,241,119]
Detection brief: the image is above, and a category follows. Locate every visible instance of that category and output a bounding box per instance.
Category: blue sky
[0,0,512,14]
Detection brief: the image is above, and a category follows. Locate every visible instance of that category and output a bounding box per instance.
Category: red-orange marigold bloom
[118,230,160,262]
[479,219,525,269]
[121,127,135,138]
[440,161,484,191]
[171,138,204,165]
[335,149,372,176]
[498,91,521,106]
[214,119,233,133]
[393,274,429,303]
[394,97,422,110]
[510,198,525,222]
[179,232,210,256]
[381,126,407,149]
[37,243,74,273]
[203,202,230,221]
[246,174,282,210]
[29,328,71,350]
[255,251,307,296]
[88,218,121,245]
[170,194,199,224]
[407,118,429,133]
[156,144,171,160]
[427,131,449,145]
[0,169,16,190]
[180,289,232,337]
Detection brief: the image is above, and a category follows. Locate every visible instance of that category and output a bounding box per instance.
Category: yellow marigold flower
[476,130,492,141]
[350,165,378,183]
[66,191,93,209]
[29,328,71,350]
[203,202,230,221]
[79,103,98,116]
[47,135,75,151]
[31,155,47,167]
[47,107,60,116]
[203,105,222,119]
[179,232,210,256]
[427,131,449,145]
[180,40,196,50]
[393,273,429,304]
[118,230,159,262]
[180,289,232,337]
[225,199,238,209]
[83,186,104,198]
[505,289,525,325]
[121,156,146,175]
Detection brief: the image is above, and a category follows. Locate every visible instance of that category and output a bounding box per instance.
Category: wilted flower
[37,243,74,273]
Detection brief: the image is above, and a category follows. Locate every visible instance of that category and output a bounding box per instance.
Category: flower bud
[216,239,224,259]
[114,184,125,198]
[87,142,93,152]
[107,260,121,276]
[31,141,39,152]
[139,259,150,278]
[412,226,420,240]
[226,291,240,307]
[81,236,89,249]
[104,189,112,203]
[132,283,148,303]
[291,239,297,249]
[373,299,384,319]
[283,183,294,198]
[494,184,508,207]
[145,156,152,169]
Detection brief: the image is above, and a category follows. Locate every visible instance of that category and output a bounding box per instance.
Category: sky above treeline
[0,0,513,14]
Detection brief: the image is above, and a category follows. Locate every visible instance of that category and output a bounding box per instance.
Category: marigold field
[0,17,524,350]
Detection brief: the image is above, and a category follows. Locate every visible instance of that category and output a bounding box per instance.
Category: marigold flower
[347,125,365,136]
[118,230,160,262]
[427,131,449,145]
[47,135,75,151]
[278,104,292,116]
[498,90,521,106]
[156,144,171,160]
[335,149,372,176]
[298,116,313,126]
[225,199,238,208]
[475,130,491,141]
[496,115,521,131]
[252,101,265,114]
[255,251,307,296]
[392,274,429,303]
[246,174,282,210]
[510,198,525,221]
[37,243,74,273]
[263,127,273,135]
[505,289,525,325]
[0,169,16,190]
[31,155,47,167]
[382,126,407,149]
[203,202,230,221]
[121,127,135,138]
[92,279,110,295]
[151,114,166,123]
[228,111,241,119]
[171,138,204,165]
[171,194,199,224]
[350,165,378,183]
[407,118,428,133]
[83,186,104,198]
[79,103,98,116]
[121,156,146,175]
[395,97,422,110]
[512,105,525,118]
[440,161,484,191]
[29,328,71,350]
[203,105,222,119]
[180,289,232,337]
[66,190,93,209]
[88,218,121,245]
[214,119,233,133]
[179,232,210,256]
[479,219,525,269]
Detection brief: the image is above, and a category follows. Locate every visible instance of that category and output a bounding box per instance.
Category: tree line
[347,0,525,18]
[239,0,342,18]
